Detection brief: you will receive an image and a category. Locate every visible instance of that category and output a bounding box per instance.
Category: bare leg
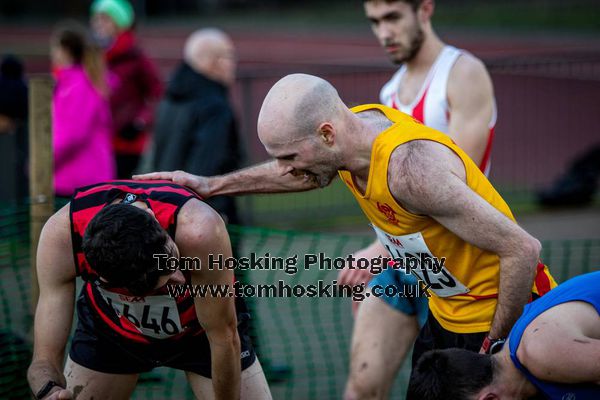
[64,356,139,400]
[186,358,272,400]
[344,294,420,400]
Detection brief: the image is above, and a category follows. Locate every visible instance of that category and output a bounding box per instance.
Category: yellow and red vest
[339,104,556,333]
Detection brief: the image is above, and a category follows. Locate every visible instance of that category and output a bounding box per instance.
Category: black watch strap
[35,380,62,400]
[488,337,507,354]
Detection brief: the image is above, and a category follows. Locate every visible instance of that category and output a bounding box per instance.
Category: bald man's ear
[318,122,335,146]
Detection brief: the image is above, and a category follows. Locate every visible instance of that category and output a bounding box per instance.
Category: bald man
[136,74,556,399]
[150,28,242,225]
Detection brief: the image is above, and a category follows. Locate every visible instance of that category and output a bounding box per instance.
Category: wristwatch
[35,380,63,400]
[481,336,506,354]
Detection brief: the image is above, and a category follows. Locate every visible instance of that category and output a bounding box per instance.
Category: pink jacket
[52,65,115,196]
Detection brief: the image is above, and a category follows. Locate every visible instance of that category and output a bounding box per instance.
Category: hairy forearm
[210,335,241,400]
[208,160,319,196]
[28,359,66,394]
[489,252,539,338]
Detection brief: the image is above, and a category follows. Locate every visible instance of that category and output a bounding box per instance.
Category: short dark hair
[363,0,423,11]
[82,204,172,295]
[407,348,495,400]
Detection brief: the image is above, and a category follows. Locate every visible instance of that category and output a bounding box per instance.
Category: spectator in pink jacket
[51,23,115,197]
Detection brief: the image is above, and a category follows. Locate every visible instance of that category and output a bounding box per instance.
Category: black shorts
[410,311,487,370]
[69,294,256,378]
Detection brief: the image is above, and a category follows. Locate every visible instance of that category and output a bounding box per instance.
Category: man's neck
[344,110,392,182]
[405,30,445,73]
[494,348,539,399]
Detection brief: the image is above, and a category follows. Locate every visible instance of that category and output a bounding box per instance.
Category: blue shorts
[367,268,429,328]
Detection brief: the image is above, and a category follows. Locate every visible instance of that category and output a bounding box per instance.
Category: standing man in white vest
[339,1,498,398]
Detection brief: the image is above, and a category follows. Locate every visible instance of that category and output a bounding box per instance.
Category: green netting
[0,205,32,399]
[1,204,599,399]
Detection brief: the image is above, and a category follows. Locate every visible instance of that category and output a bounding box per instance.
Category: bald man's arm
[134,160,321,198]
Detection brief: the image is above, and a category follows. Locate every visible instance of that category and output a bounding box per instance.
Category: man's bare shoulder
[386,140,466,213]
[36,203,77,283]
[388,140,466,187]
[447,52,493,98]
[516,302,578,372]
[451,51,490,82]
[516,301,600,384]
[175,198,228,248]
[43,203,73,247]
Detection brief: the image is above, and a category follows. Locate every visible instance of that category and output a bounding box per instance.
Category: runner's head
[407,348,497,400]
[363,0,433,64]
[257,73,348,188]
[82,204,183,295]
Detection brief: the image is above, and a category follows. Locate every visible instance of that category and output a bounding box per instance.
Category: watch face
[489,339,506,354]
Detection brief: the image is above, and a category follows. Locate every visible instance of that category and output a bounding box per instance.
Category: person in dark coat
[151,28,243,225]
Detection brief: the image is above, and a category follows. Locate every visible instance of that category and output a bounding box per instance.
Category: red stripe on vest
[463,293,498,300]
[411,84,429,123]
[74,181,196,199]
[391,93,398,110]
[534,261,552,296]
[479,126,495,173]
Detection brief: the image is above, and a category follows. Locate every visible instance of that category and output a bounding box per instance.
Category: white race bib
[372,225,469,297]
[97,287,183,339]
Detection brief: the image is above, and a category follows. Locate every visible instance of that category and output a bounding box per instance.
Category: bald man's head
[258,74,346,146]
[258,74,348,188]
[183,28,236,86]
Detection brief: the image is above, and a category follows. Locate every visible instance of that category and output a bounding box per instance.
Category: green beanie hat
[91,0,134,29]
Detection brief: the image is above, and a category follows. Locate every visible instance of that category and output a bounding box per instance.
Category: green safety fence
[237,183,600,230]
[1,204,599,399]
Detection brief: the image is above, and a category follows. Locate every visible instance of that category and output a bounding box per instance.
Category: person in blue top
[406,271,600,400]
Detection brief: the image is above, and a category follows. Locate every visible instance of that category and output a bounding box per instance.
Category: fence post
[29,76,54,311]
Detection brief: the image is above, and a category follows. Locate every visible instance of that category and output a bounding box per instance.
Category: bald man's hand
[133,171,212,198]
[136,160,323,198]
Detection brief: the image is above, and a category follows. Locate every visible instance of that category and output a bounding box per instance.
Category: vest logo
[240,350,251,359]
[562,394,576,400]
[123,193,138,204]
[377,202,399,224]
[385,234,404,248]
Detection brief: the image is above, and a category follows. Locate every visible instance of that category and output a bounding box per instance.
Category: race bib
[372,225,469,297]
[97,287,183,339]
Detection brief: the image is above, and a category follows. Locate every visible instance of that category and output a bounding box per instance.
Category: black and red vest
[70,180,204,344]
